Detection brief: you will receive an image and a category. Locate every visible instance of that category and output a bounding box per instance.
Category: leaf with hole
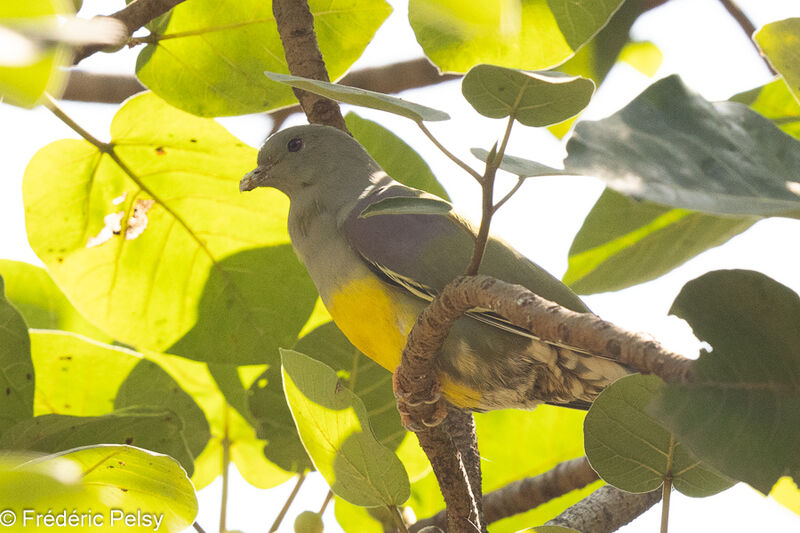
[23,92,317,365]
[651,269,800,494]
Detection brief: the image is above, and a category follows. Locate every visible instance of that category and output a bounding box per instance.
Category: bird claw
[398,401,448,431]
[393,369,447,431]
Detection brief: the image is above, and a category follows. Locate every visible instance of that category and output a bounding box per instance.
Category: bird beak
[239,166,268,192]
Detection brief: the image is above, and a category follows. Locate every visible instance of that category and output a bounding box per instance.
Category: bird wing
[341,181,630,409]
[341,181,590,316]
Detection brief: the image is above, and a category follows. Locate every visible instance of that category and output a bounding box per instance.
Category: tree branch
[62,71,146,103]
[398,275,692,400]
[717,0,777,74]
[61,58,454,108]
[411,456,599,532]
[72,0,187,63]
[544,485,661,532]
[272,0,347,131]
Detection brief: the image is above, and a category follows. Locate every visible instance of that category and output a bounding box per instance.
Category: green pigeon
[240,124,629,411]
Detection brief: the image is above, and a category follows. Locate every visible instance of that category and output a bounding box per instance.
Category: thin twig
[269,471,308,532]
[192,522,207,533]
[390,505,410,533]
[417,121,483,181]
[219,408,231,533]
[318,490,333,515]
[717,0,777,74]
[492,177,525,213]
[465,115,515,275]
[43,94,108,149]
[73,0,188,63]
[410,456,599,532]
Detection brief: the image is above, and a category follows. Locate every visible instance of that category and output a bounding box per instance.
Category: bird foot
[393,370,448,432]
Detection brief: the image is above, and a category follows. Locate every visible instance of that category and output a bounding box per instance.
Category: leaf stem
[43,94,109,150]
[219,408,231,533]
[192,522,207,533]
[269,471,308,532]
[661,475,672,533]
[661,433,675,533]
[131,18,274,45]
[465,114,515,275]
[417,121,483,182]
[389,505,409,533]
[318,490,333,515]
[492,177,524,213]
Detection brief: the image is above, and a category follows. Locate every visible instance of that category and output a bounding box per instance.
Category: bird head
[239,124,381,202]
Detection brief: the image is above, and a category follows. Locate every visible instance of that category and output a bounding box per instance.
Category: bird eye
[287,138,303,152]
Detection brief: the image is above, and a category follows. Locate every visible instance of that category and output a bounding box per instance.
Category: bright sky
[1,0,799,531]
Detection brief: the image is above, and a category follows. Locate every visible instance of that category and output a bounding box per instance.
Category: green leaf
[359,196,453,218]
[281,349,410,507]
[249,322,405,473]
[0,406,195,476]
[30,331,210,468]
[30,331,140,417]
[0,275,35,438]
[136,0,392,116]
[294,323,404,448]
[247,362,313,473]
[265,72,449,122]
[731,79,800,140]
[115,359,211,459]
[1,445,197,533]
[754,18,800,105]
[471,148,571,177]
[477,407,601,531]
[345,113,449,199]
[0,0,71,107]
[0,260,111,342]
[651,269,800,494]
[563,189,756,294]
[144,352,292,491]
[585,374,733,496]
[23,92,317,364]
[408,406,599,530]
[618,41,662,77]
[549,1,661,139]
[334,497,384,533]
[462,65,594,126]
[408,0,625,73]
[565,75,800,218]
